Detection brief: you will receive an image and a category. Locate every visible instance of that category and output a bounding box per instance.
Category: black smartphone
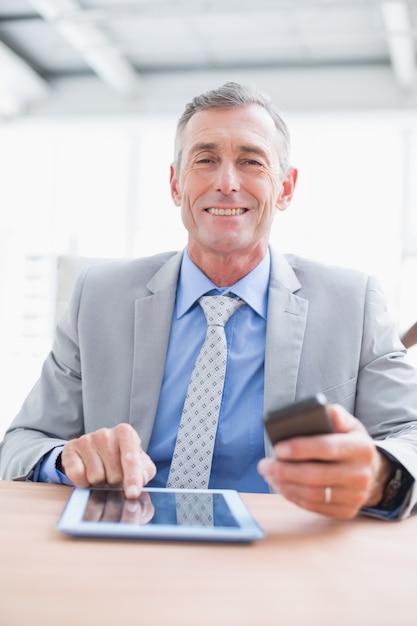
[263,393,334,445]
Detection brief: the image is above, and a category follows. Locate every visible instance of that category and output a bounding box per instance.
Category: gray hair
[174,81,291,175]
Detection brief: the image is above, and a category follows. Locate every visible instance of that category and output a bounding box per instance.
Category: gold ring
[324,486,332,504]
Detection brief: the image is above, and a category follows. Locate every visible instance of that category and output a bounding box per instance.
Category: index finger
[274,431,339,463]
[115,424,148,499]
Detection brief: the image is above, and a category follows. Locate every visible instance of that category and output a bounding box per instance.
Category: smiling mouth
[205,207,247,216]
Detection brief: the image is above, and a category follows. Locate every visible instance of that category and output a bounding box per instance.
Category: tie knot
[198,295,244,327]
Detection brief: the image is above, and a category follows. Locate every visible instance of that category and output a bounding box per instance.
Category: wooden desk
[1,481,416,626]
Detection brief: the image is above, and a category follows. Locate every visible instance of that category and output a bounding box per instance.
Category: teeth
[206,208,246,216]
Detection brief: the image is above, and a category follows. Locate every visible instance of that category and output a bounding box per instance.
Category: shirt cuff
[36,446,73,486]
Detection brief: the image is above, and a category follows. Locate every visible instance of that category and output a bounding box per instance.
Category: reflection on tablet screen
[83,490,239,528]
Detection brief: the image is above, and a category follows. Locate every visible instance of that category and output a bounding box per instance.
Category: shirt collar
[176,248,270,320]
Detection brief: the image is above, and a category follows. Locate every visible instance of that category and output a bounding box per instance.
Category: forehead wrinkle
[190,142,218,155]
[189,141,270,160]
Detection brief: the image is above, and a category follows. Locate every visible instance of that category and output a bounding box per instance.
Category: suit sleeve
[0,269,87,481]
[355,275,417,519]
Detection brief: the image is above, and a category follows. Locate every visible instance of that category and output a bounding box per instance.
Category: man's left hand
[257,404,394,519]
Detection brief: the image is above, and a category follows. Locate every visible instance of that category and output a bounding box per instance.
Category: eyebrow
[239,145,269,160]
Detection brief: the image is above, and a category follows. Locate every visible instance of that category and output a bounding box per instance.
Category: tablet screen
[84,489,239,527]
[57,487,265,543]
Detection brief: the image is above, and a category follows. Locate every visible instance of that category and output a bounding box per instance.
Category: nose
[215,161,240,194]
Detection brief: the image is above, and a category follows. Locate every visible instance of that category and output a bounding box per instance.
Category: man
[1,82,417,521]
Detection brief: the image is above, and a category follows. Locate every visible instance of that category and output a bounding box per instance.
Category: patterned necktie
[167,294,244,489]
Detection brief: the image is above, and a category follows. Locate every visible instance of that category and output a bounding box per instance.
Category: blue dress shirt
[147,249,270,492]
[35,248,271,493]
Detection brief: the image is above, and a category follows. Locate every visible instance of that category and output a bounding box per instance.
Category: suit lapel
[129,251,183,449]
[264,250,308,456]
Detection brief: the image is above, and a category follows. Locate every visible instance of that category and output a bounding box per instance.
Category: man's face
[170,104,297,264]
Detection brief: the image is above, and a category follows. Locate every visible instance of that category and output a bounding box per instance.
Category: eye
[243,159,263,167]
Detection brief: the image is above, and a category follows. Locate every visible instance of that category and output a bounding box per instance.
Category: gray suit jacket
[2,248,417,516]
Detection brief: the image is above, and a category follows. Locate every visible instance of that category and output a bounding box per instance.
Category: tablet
[57,487,265,543]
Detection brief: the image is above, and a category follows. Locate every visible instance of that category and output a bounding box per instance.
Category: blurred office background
[1,0,417,437]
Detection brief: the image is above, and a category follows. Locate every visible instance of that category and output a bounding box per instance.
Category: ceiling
[1,0,417,117]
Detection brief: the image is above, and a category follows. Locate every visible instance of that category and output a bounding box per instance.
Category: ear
[276,167,298,212]
[170,164,182,206]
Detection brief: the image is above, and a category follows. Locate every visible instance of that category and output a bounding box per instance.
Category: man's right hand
[60,423,157,499]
